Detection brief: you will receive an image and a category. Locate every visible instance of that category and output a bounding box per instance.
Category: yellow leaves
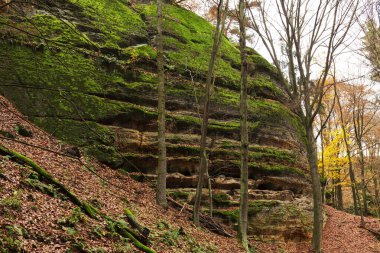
[319,128,348,180]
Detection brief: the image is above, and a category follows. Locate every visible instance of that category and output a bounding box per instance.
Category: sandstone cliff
[0,0,312,242]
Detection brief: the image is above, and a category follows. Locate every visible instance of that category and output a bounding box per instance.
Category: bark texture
[238,0,249,250]
[156,0,168,208]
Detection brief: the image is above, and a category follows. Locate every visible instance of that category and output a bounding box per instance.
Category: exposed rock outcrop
[0,0,312,244]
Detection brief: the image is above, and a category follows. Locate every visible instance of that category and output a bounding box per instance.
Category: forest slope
[0,96,243,252]
[1,93,380,252]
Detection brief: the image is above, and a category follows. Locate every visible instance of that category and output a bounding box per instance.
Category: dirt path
[323,205,380,253]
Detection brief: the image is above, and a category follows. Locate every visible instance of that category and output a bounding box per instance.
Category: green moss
[138,3,277,92]
[15,124,32,137]
[214,200,280,223]
[30,14,90,46]
[248,52,278,75]
[248,200,279,214]
[1,191,22,211]
[30,118,114,147]
[167,144,200,156]
[24,177,58,198]
[58,207,86,227]
[85,145,124,168]
[69,0,147,48]
[252,73,284,98]
[0,43,118,95]
[214,209,239,223]
[122,44,157,63]
[212,193,236,207]
[248,162,305,177]
[167,191,190,200]
[0,227,23,253]
[0,131,15,139]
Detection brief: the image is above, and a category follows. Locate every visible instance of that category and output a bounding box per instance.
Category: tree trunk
[336,91,359,214]
[156,0,168,208]
[373,176,380,217]
[193,0,225,225]
[238,0,249,251]
[337,183,343,210]
[306,126,323,253]
[358,143,368,215]
[332,179,336,208]
[320,127,326,204]
[207,167,213,217]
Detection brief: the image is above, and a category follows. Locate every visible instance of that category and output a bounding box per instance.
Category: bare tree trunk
[337,182,343,210]
[306,126,323,253]
[373,176,380,217]
[238,0,249,251]
[156,0,168,208]
[320,126,326,204]
[206,166,213,217]
[332,179,336,208]
[193,0,225,225]
[336,90,359,214]
[358,143,368,215]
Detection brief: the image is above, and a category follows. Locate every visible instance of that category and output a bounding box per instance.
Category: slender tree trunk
[320,127,326,204]
[373,176,380,217]
[332,179,336,208]
[238,0,249,251]
[156,0,168,208]
[337,182,343,210]
[206,166,213,217]
[358,143,368,215]
[306,125,323,253]
[336,91,359,214]
[193,0,225,225]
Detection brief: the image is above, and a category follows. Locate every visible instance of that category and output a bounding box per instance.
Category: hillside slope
[0,96,244,252]
[1,94,380,252]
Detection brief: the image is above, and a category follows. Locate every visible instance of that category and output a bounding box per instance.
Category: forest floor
[0,96,243,252]
[1,94,380,252]
[322,205,380,253]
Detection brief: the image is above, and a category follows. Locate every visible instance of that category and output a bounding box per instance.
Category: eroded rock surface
[0,0,312,244]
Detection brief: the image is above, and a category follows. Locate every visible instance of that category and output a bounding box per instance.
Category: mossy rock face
[214,199,313,242]
[0,0,308,192]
